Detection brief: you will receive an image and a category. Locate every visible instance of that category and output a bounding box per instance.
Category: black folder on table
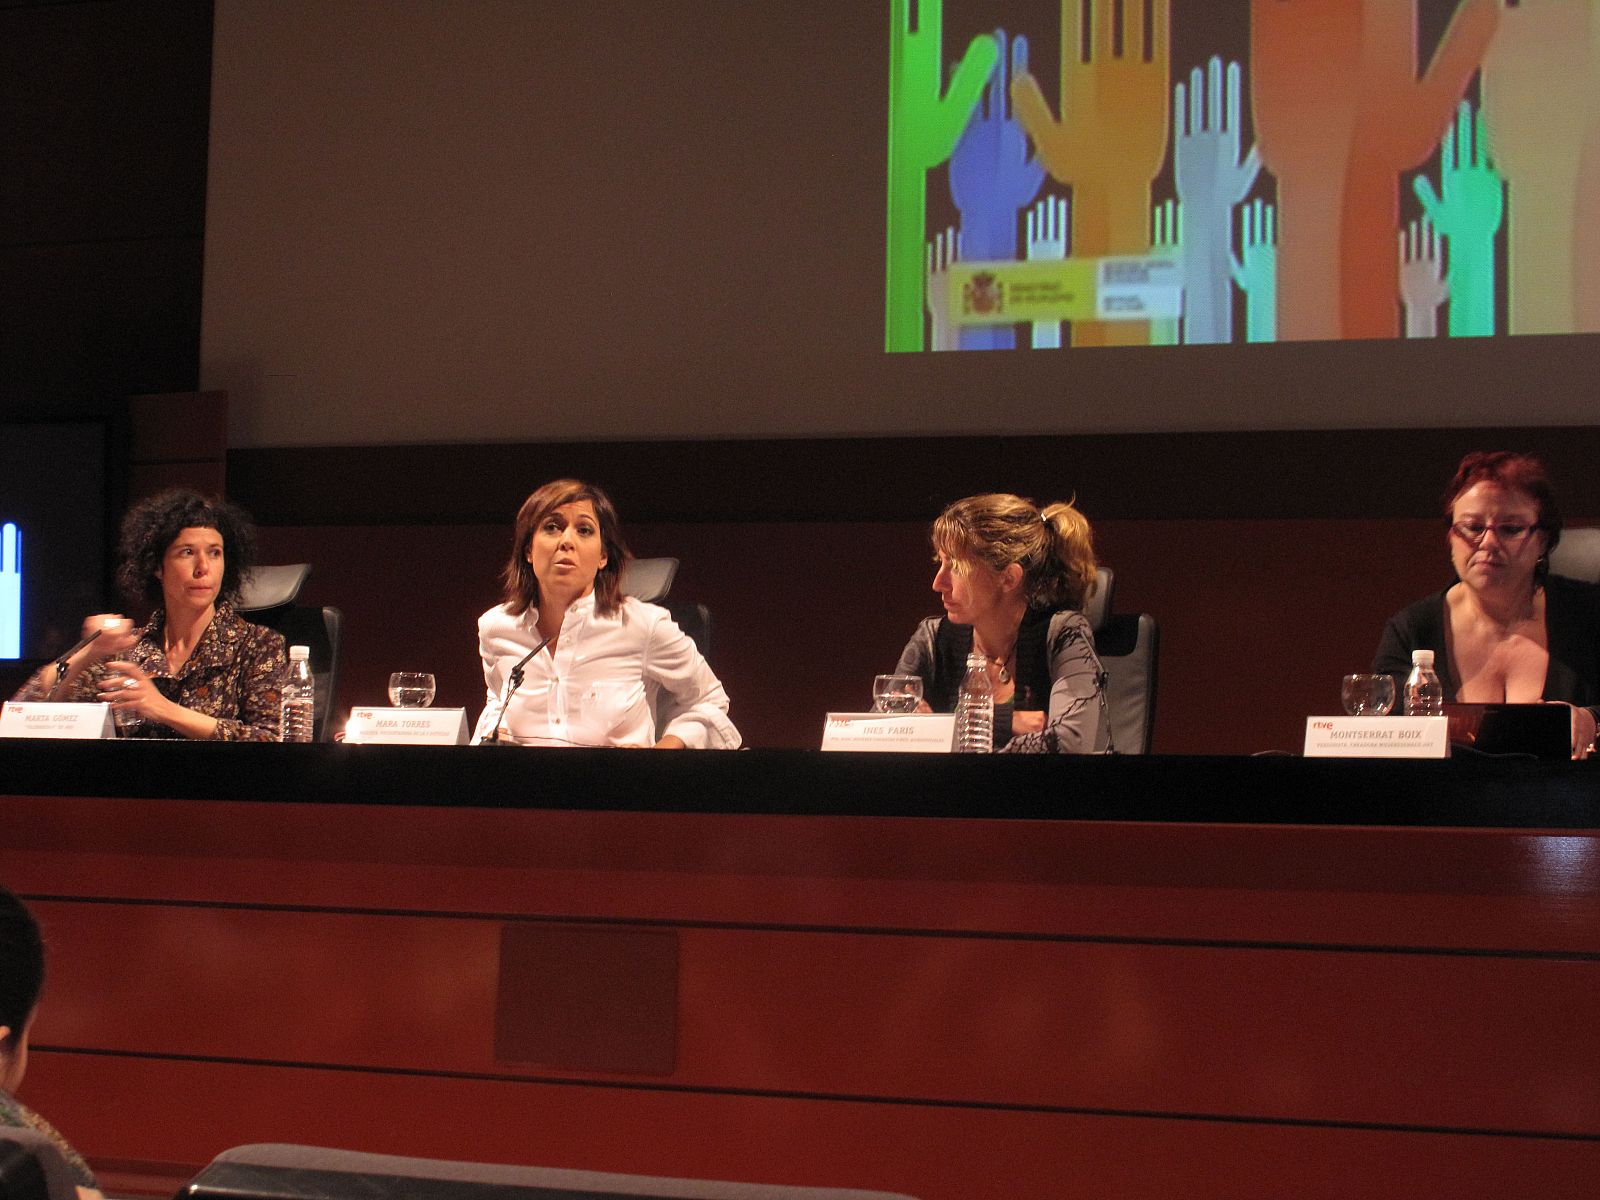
[1443,702,1571,760]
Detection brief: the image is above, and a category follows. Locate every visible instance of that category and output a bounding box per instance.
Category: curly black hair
[0,887,44,1042]
[115,489,260,609]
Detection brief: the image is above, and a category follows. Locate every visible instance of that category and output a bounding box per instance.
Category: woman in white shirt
[473,479,740,748]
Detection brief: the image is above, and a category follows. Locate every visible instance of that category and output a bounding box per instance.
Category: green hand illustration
[1412,101,1502,337]
[886,0,1000,351]
[1228,198,1277,344]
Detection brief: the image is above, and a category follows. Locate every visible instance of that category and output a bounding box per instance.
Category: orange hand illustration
[1011,0,1171,346]
[1253,0,1499,341]
[1482,0,1599,335]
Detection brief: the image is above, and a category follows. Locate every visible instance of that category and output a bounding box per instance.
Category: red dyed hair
[1443,451,1563,553]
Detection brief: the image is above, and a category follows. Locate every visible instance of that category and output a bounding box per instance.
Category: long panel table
[0,742,1596,1198]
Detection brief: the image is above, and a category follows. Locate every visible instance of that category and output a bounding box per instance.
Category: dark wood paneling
[227,425,1600,527]
[28,1053,1600,1200]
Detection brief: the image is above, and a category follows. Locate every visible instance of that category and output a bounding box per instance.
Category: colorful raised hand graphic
[1399,218,1448,338]
[950,31,1045,350]
[1026,196,1069,348]
[1,523,20,660]
[1413,100,1501,338]
[1252,0,1499,341]
[886,0,999,352]
[1149,199,1182,346]
[1481,0,1597,335]
[1229,198,1278,344]
[1011,0,1171,347]
[925,226,962,351]
[1174,57,1261,346]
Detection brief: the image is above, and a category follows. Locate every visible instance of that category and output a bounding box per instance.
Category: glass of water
[1341,673,1396,716]
[872,674,923,714]
[388,672,437,708]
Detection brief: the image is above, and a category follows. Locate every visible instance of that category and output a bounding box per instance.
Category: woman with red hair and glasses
[1373,451,1600,758]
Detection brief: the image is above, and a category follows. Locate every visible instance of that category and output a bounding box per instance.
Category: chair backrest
[1549,527,1600,584]
[666,601,712,661]
[237,564,343,741]
[1084,566,1115,634]
[621,558,680,602]
[1095,612,1159,755]
[0,1127,81,1200]
[181,1144,921,1200]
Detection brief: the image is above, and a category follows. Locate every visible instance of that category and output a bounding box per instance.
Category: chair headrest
[239,564,312,611]
[621,557,679,603]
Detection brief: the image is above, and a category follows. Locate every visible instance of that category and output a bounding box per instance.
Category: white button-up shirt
[472,594,740,749]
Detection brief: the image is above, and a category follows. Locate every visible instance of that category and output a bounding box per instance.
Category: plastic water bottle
[1404,649,1443,716]
[955,649,994,753]
[281,644,315,742]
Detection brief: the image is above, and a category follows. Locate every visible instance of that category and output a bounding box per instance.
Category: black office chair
[1096,610,1159,755]
[0,1127,80,1200]
[1084,566,1115,635]
[238,563,344,742]
[621,557,712,660]
[179,1144,921,1200]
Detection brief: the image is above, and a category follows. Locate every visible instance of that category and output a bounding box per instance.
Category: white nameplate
[0,702,114,740]
[821,712,956,753]
[1303,715,1449,759]
[344,707,469,746]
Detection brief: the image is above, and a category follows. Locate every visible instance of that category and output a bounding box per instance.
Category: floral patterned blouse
[0,1086,97,1189]
[14,602,288,741]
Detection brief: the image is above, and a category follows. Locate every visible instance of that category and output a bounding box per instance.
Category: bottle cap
[289,645,310,660]
[1411,649,1434,667]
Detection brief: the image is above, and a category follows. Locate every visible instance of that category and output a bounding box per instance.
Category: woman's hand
[915,699,932,714]
[81,614,138,661]
[98,660,173,724]
[652,734,687,750]
[1012,710,1046,736]
[1556,701,1598,760]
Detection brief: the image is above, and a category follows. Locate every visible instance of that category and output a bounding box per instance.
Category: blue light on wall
[1,523,20,659]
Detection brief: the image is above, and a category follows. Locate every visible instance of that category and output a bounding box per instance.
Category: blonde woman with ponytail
[892,494,1107,752]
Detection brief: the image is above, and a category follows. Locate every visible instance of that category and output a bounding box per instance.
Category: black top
[1372,574,1600,705]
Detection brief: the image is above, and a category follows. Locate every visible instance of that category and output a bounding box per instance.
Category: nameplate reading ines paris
[821,713,957,753]
[0,702,114,739]
[1303,716,1449,759]
[343,707,470,745]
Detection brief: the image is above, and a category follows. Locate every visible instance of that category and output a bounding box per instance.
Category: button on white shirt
[472,594,740,749]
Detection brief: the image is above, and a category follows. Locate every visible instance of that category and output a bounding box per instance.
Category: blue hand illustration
[1,523,20,660]
[1412,100,1501,338]
[950,30,1045,350]
[1174,57,1261,345]
[1149,199,1182,346]
[1228,199,1278,344]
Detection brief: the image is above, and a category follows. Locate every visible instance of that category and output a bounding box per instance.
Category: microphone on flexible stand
[50,628,103,694]
[482,634,551,745]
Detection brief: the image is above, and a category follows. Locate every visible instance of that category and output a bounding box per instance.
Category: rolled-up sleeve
[645,611,740,749]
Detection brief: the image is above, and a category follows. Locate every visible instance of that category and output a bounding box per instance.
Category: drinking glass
[1341,674,1395,716]
[872,674,923,714]
[388,672,436,708]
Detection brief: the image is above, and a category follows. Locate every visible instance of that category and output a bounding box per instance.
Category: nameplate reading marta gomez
[1303,716,1448,759]
[0,702,114,739]
[821,713,956,753]
[344,707,469,746]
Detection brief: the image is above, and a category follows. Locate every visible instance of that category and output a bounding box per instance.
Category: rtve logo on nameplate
[343,707,469,746]
[821,713,956,753]
[1303,716,1449,759]
[0,702,114,739]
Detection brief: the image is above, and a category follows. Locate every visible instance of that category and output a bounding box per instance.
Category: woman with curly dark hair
[13,489,287,740]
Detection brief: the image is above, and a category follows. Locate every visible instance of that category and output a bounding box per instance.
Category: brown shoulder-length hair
[932,493,1098,611]
[1443,451,1563,558]
[500,479,630,617]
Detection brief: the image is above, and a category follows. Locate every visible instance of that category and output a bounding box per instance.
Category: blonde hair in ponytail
[931,493,1098,611]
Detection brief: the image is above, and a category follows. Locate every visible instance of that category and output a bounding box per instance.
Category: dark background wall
[4,0,1597,752]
